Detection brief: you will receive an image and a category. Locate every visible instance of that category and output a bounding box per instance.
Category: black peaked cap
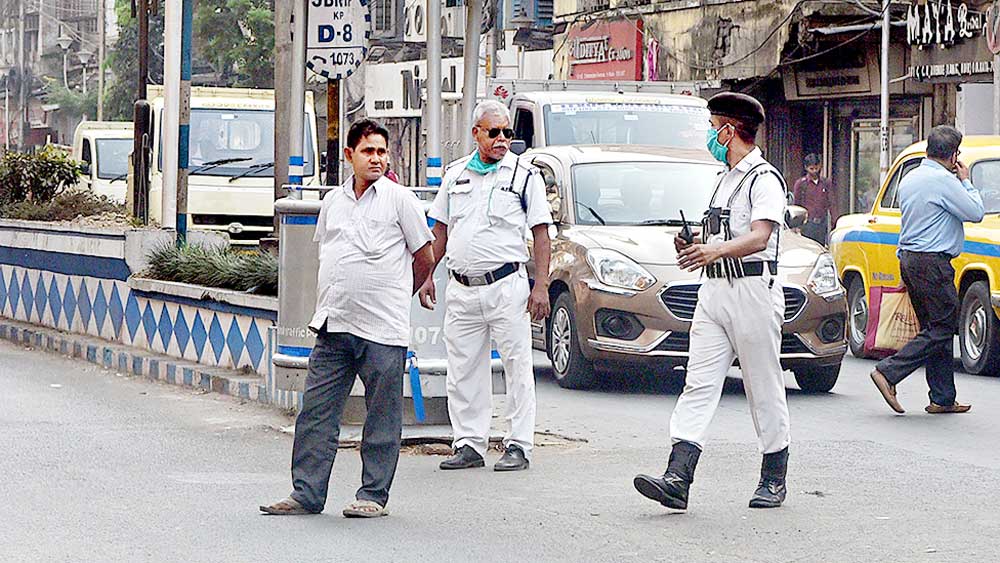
[707,92,765,127]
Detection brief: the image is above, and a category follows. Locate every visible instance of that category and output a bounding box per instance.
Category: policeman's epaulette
[445,156,473,171]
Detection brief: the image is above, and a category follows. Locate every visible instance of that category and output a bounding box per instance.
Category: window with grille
[372,0,394,33]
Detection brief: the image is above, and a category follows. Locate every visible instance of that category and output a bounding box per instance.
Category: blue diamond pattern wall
[0,265,275,375]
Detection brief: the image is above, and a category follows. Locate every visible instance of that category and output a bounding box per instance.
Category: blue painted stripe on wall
[427,177,442,186]
[282,215,318,225]
[289,175,303,184]
[131,288,278,322]
[427,157,442,167]
[289,156,304,166]
[278,345,312,357]
[0,247,130,280]
[841,229,1000,258]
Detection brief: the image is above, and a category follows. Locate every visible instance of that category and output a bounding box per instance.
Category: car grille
[655,332,810,355]
[660,284,807,322]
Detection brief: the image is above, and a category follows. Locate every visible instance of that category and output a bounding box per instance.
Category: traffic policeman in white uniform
[419,100,552,472]
[634,92,792,510]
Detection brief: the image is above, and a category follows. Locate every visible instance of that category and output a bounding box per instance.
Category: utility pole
[994,51,999,135]
[162,0,181,231]
[288,0,307,199]
[18,0,26,150]
[97,0,106,120]
[460,0,483,154]
[326,80,340,185]
[878,0,890,185]
[273,0,292,236]
[177,0,193,242]
[138,0,149,101]
[426,0,443,188]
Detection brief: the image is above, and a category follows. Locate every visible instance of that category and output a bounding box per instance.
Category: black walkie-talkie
[679,210,695,245]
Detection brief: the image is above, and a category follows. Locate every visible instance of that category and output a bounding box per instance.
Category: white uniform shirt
[706,147,786,263]
[428,151,552,276]
[308,176,434,347]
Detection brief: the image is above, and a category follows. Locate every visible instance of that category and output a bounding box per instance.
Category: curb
[0,318,268,404]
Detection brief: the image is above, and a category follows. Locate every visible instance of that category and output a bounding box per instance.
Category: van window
[159,108,315,178]
[544,102,710,148]
[81,139,93,166]
[513,108,534,148]
[96,139,133,180]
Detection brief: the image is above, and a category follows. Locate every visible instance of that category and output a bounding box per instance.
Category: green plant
[43,81,98,121]
[2,190,127,222]
[145,243,278,295]
[0,147,82,206]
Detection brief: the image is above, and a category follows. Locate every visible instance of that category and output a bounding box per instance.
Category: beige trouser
[669,271,791,454]
[443,268,535,458]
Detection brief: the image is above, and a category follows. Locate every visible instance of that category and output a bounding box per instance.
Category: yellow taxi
[829,136,1000,375]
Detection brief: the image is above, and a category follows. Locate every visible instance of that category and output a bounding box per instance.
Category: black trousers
[876,250,959,406]
[289,330,405,511]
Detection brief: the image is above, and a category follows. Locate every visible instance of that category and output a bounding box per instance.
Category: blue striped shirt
[898,158,984,257]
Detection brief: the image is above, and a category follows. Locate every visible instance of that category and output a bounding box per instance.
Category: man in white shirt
[418,100,552,472]
[261,120,434,518]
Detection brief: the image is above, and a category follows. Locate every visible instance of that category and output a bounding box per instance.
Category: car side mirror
[786,205,808,229]
[509,140,527,155]
[79,162,91,176]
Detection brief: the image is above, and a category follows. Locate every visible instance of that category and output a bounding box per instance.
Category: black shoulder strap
[745,164,788,263]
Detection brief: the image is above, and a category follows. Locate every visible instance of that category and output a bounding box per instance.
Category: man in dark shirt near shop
[792,154,836,245]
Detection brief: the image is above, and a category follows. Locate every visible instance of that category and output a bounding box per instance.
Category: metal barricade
[271,189,504,426]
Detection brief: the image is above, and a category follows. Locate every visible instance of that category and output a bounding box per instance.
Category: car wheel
[846,276,870,359]
[959,281,1000,376]
[548,292,597,389]
[793,363,841,393]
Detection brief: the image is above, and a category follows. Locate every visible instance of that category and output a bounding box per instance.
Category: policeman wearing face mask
[634,92,791,511]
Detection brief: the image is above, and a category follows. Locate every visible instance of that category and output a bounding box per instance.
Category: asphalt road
[2,340,1000,562]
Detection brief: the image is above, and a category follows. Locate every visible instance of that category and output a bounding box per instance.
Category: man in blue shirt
[871,125,984,415]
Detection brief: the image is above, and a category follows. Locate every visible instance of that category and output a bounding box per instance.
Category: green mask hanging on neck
[466,152,499,175]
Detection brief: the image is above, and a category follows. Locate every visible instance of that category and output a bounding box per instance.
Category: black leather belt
[451,263,520,287]
[705,260,778,279]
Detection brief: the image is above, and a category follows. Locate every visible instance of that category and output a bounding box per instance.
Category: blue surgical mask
[706,126,730,164]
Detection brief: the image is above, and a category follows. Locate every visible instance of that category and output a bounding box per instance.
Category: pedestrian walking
[792,153,836,245]
[870,125,984,415]
[260,119,434,518]
[418,100,552,472]
[633,92,791,511]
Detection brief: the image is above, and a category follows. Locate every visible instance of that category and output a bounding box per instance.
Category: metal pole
[17,0,25,150]
[325,79,340,186]
[138,0,149,101]
[427,0,443,187]
[81,64,87,94]
[97,0,105,120]
[994,52,999,135]
[460,0,483,154]
[177,0,193,242]
[288,0,307,199]
[273,0,292,237]
[161,0,181,231]
[4,84,9,151]
[63,51,69,88]
[878,0,890,185]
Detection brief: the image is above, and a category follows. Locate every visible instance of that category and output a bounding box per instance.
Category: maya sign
[306,0,371,81]
[566,19,643,81]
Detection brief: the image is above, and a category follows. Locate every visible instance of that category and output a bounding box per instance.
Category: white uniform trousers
[669,271,791,454]
[443,268,535,458]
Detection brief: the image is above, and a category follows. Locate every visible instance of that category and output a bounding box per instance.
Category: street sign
[306,0,371,81]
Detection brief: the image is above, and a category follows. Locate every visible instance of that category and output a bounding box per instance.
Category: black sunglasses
[487,128,515,139]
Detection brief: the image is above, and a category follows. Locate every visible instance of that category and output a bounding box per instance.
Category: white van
[71,121,134,204]
[147,86,321,243]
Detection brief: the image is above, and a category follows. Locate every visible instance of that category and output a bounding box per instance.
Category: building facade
[553,0,995,220]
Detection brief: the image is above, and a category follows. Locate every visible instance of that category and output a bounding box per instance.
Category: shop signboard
[907,0,996,81]
[565,19,644,81]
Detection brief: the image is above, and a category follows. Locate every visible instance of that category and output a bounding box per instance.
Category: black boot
[633,441,701,510]
[749,447,788,509]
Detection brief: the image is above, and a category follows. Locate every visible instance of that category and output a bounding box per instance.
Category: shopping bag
[864,285,920,358]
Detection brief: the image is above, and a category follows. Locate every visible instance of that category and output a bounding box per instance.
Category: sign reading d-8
[306,0,371,81]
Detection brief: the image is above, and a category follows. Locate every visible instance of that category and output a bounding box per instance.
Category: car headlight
[586,248,656,291]
[808,253,843,298]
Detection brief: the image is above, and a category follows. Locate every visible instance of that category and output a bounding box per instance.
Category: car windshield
[161,108,315,177]
[571,161,722,226]
[971,159,1000,213]
[544,102,710,149]
[95,138,132,180]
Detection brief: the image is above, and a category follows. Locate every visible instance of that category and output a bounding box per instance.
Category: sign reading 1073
[306,0,371,80]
